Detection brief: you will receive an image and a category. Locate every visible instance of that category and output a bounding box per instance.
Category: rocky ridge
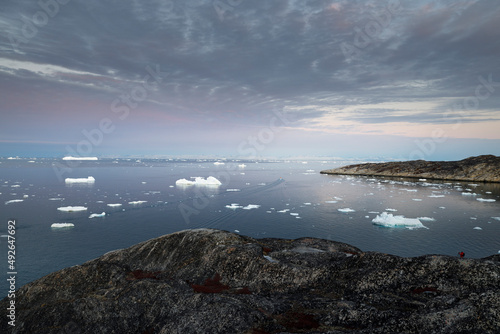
[1,229,499,333]
[320,155,500,182]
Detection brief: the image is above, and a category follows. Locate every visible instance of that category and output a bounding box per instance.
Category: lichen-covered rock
[1,229,499,333]
[320,155,500,182]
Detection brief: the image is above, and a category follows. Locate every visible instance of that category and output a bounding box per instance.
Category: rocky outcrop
[320,155,500,182]
[2,229,499,333]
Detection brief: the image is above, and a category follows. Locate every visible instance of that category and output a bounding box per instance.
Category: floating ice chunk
[65,176,95,184]
[266,211,272,213]
[290,213,299,216]
[107,203,122,207]
[418,217,436,221]
[372,212,426,229]
[175,176,222,186]
[491,217,500,221]
[473,227,482,230]
[325,201,337,204]
[468,184,479,187]
[412,199,423,201]
[5,199,23,205]
[439,207,446,209]
[226,203,242,210]
[258,183,266,186]
[338,208,355,213]
[226,189,241,192]
[11,185,20,188]
[129,201,147,205]
[213,162,225,165]
[419,179,427,181]
[238,164,246,168]
[277,209,290,213]
[57,206,87,212]
[365,216,370,218]
[141,182,147,184]
[234,229,240,233]
[385,208,398,212]
[62,156,98,161]
[303,203,312,205]
[89,212,106,218]
[485,191,492,194]
[49,197,64,201]
[477,198,496,202]
[461,192,478,196]
[51,223,74,228]
[428,194,445,198]
[470,217,477,220]
[404,189,418,192]
[243,204,260,210]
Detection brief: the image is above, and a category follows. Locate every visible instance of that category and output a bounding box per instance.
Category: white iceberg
[57,206,88,212]
[372,212,427,229]
[491,217,500,221]
[89,212,106,218]
[226,203,243,210]
[65,176,95,184]
[5,199,23,205]
[338,208,355,213]
[107,203,122,207]
[477,198,496,202]
[175,176,222,186]
[461,192,478,196]
[385,208,398,212]
[49,197,64,201]
[62,156,98,161]
[129,201,147,205]
[226,189,241,192]
[290,212,299,216]
[277,209,290,213]
[243,204,260,210]
[428,194,445,198]
[473,226,482,230]
[325,201,337,204]
[51,223,74,228]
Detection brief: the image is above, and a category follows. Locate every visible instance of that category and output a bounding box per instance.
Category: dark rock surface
[2,229,499,333]
[320,155,500,182]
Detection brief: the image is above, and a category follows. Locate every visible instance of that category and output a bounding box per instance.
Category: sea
[1,157,499,297]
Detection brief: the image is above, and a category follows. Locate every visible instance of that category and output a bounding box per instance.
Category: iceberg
[62,156,98,161]
[338,208,355,213]
[277,209,290,213]
[325,201,337,204]
[51,223,74,228]
[243,204,260,210]
[49,197,64,201]
[57,206,88,212]
[129,201,147,205]
[492,217,500,221]
[473,227,482,230]
[290,212,299,216]
[385,208,398,212]
[226,203,243,210]
[462,192,478,196]
[5,199,23,205]
[477,198,496,202]
[107,203,122,207]
[65,176,95,184]
[372,212,427,229]
[89,212,106,218]
[175,176,222,186]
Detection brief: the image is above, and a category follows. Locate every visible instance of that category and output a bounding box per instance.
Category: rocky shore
[1,229,499,333]
[320,155,500,182]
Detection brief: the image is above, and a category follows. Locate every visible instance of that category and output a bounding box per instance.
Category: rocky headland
[2,229,499,333]
[320,155,500,182]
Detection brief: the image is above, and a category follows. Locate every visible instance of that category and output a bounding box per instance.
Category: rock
[320,155,500,182]
[1,229,499,333]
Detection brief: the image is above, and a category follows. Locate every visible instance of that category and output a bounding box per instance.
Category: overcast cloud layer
[1,0,500,159]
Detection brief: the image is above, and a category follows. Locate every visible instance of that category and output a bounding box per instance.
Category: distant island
[1,229,499,333]
[321,155,500,182]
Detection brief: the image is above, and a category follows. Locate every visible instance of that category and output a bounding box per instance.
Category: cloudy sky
[1,0,499,160]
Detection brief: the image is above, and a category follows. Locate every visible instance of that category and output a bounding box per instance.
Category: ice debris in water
[89,212,106,218]
[338,208,355,213]
[243,204,260,210]
[418,217,436,221]
[5,199,23,205]
[385,208,398,212]
[175,176,222,186]
[372,212,427,229]
[491,217,500,221]
[65,176,95,184]
[57,206,87,212]
[226,203,243,210]
[107,203,122,207]
[473,227,483,230]
[51,223,74,228]
[129,201,147,205]
[462,192,478,196]
[477,198,496,202]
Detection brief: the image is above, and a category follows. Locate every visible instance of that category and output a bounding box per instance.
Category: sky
[1,0,500,160]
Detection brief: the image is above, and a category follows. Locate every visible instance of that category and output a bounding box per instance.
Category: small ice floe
[238,164,246,168]
[468,184,479,187]
[277,209,290,213]
[23,195,29,198]
[338,208,355,213]
[65,176,95,184]
[412,199,423,201]
[89,212,106,218]
[51,223,74,228]
[107,203,122,207]
[385,208,398,212]
[439,207,446,209]
[226,189,241,192]
[266,211,272,213]
[11,185,20,188]
[365,216,370,218]
[234,229,240,233]
[428,194,445,198]
[57,206,88,212]
[176,176,222,186]
[325,201,337,204]
[62,156,97,161]
[5,199,23,205]
[491,217,500,221]
[418,217,436,222]
[258,183,266,186]
[290,212,299,216]
[470,217,477,220]
[226,203,243,210]
[243,204,260,210]
[404,189,418,192]
[462,192,478,196]
[49,197,64,201]
[473,227,482,230]
[141,182,147,184]
[477,198,496,202]
[213,162,225,165]
[129,201,147,205]
[372,212,427,229]
[303,202,312,205]
[485,191,492,194]
[419,179,427,181]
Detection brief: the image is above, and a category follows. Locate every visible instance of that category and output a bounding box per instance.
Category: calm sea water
[1,158,499,296]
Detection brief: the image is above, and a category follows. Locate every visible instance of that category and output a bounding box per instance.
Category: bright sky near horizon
[1,0,500,160]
